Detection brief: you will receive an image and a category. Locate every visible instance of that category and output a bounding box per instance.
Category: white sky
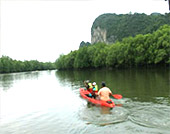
[0,0,169,62]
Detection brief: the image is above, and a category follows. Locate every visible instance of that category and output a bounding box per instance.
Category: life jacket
[88,83,93,93]
[93,85,98,93]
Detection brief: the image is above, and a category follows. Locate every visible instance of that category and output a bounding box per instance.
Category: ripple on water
[78,104,129,126]
[129,104,170,130]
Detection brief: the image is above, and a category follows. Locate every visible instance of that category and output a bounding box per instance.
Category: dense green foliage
[91,13,170,43]
[0,56,56,73]
[79,41,91,48]
[55,25,170,70]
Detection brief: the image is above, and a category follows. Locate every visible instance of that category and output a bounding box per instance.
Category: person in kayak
[92,82,99,99]
[98,82,113,102]
[84,80,93,97]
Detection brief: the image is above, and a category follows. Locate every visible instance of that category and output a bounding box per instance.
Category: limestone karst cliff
[91,13,170,44]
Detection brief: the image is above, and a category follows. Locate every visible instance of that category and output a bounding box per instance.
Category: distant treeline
[55,25,170,70]
[0,56,56,73]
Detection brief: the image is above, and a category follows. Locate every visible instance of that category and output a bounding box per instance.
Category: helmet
[92,82,96,85]
[84,80,90,84]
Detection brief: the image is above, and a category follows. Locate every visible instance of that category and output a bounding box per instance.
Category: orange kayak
[79,88,115,108]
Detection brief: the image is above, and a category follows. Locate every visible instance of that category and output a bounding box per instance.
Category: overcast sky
[1,0,169,62]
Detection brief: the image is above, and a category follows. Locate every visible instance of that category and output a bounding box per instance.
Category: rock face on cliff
[91,26,117,44]
[91,27,107,44]
[91,13,170,44]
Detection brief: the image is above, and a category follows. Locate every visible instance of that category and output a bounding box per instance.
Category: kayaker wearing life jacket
[92,82,98,92]
[92,82,98,98]
[98,82,113,101]
[84,80,93,97]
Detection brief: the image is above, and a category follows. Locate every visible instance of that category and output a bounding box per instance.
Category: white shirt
[98,87,112,101]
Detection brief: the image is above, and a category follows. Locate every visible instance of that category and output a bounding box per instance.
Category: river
[0,68,170,134]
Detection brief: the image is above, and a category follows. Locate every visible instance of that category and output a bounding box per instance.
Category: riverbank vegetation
[55,25,170,70]
[0,56,56,73]
[1,24,169,73]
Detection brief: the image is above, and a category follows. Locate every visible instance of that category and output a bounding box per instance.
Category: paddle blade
[112,94,122,99]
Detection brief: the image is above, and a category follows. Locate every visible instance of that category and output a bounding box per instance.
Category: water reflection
[78,103,129,126]
[55,70,86,88]
[0,74,14,90]
[55,67,170,101]
[100,106,112,114]
[0,71,40,90]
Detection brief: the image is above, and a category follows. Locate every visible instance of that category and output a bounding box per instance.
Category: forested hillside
[56,25,170,70]
[91,13,170,44]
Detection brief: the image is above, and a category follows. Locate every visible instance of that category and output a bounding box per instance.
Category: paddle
[112,94,122,99]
